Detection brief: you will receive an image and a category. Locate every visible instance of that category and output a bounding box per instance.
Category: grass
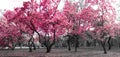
[0,47,120,57]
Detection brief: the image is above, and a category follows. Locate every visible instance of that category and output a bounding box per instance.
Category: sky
[0,0,120,20]
[0,0,119,10]
[0,0,65,17]
[0,0,65,11]
[0,0,30,17]
[0,0,29,10]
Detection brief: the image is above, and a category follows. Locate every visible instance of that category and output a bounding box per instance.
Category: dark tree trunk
[32,42,36,50]
[46,43,54,53]
[75,41,77,52]
[93,39,97,46]
[45,40,55,53]
[108,36,111,50]
[28,42,32,52]
[11,42,15,50]
[100,41,107,54]
[75,36,79,52]
[67,38,71,51]
[86,41,91,47]
[119,43,120,48]
[28,37,33,52]
[29,47,32,52]
[45,29,56,53]
[46,47,51,53]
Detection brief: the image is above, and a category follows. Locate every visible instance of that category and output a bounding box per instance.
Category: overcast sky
[0,0,120,17]
[0,0,29,10]
[0,0,65,11]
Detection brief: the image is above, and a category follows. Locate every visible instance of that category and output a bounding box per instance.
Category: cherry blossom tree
[0,0,117,54]
[62,0,91,52]
[0,15,22,49]
[2,0,71,53]
[84,0,116,54]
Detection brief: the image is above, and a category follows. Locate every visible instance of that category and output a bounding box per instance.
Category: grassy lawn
[0,47,120,57]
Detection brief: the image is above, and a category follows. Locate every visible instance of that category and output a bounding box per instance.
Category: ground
[0,47,120,57]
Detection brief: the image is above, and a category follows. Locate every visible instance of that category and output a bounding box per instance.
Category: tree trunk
[75,42,77,52]
[45,40,55,53]
[32,42,36,50]
[75,37,79,52]
[29,47,32,52]
[45,29,56,53]
[11,42,15,50]
[28,37,33,52]
[100,41,107,54]
[46,47,51,53]
[67,39,71,51]
[119,43,120,48]
[108,36,111,50]
[46,45,52,53]
[86,41,90,47]
[28,42,32,52]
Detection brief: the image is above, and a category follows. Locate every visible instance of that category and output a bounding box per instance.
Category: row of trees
[0,0,119,54]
